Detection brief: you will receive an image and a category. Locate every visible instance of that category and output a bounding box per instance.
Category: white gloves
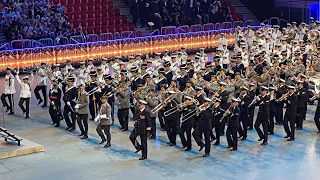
[16,70,19,75]
[94,115,101,122]
[100,114,107,119]
[66,102,71,106]
[51,101,55,105]
[74,104,80,109]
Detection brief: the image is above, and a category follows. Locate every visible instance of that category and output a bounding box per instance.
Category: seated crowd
[0,0,72,41]
[130,0,233,29]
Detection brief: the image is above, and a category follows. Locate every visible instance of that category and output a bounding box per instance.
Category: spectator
[130,0,139,27]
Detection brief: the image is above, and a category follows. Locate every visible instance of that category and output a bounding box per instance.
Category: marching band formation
[1,19,320,160]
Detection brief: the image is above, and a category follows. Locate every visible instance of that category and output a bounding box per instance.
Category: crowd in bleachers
[0,0,73,41]
[129,0,236,30]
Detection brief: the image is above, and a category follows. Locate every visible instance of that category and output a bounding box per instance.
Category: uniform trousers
[158,110,165,129]
[269,104,277,133]
[226,126,238,150]
[18,98,30,117]
[314,105,320,131]
[275,103,284,124]
[248,106,255,128]
[89,98,97,119]
[238,115,249,138]
[165,120,177,144]
[1,94,14,113]
[179,125,192,150]
[296,106,307,129]
[193,127,211,154]
[210,123,221,143]
[49,104,60,125]
[63,105,76,129]
[129,129,147,158]
[283,114,296,139]
[96,124,111,142]
[118,108,129,130]
[150,117,156,137]
[34,85,47,105]
[77,114,88,136]
[254,119,268,143]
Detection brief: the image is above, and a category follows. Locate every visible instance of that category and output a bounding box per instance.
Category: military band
[2,19,320,160]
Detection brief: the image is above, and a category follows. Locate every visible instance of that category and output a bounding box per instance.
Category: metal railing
[1,20,263,51]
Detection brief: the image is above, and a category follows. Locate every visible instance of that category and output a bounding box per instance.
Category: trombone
[151,95,174,114]
[87,87,101,96]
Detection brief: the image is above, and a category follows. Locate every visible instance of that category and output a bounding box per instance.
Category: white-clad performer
[1,67,16,115]
[77,62,88,87]
[100,57,110,75]
[34,61,48,107]
[16,70,34,119]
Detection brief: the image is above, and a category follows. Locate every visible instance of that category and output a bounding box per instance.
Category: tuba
[309,30,320,42]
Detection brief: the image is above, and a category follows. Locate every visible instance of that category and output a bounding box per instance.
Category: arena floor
[0,76,319,180]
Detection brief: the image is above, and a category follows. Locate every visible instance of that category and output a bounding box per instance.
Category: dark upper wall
[240,0,275,21]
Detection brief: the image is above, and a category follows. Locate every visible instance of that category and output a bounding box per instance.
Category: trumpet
[276,92,289,102]
[310,93,319,101]
[248,95,261,107]
[151,95,174,114]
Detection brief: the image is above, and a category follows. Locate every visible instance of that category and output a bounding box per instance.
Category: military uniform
[116,87,130,131]
[283,92,298,140]
[129,106,151,159]
[238,93,250,139]
[147,95,159,138]
[164,70,173,84]
[295,86,308,129]
[49,85,62,126]
[275,84,287,124]
[183,86,196,97]
[63,85,78,130]
[85,81,99,120]
[269,91,277,134]
[96,102,112,147]
[76,90,89,137]
[226,106,240,150]
[211,105,225,145]
[193,105,212,156]
[254,95,270,144]
[314,97,320,132]
[164,98,180,145]
[156,77,168,91]
[101,82,116,123]
[180,104,195,150]
[177,73,189,91]
[248,87,256,129]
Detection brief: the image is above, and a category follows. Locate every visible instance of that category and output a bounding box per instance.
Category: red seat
[115,17,121,25]
[87,20,94,27]
[128,24,134,31]
[108,10,114,17]
[101,19,107,26]
[60,0,67,4]
[87,12,94,19]
[88,4,94,11]
[81,5,87,11]
[101,11,107,17]
[108,18,115,25]
[53,0,59,4]
[95,20,102,26]
[87,28,94,34]
[106,1,113,9]
[115,25,122,32]
[74,0,81,4]
[95,27,102,34]
[114,9,120,16]
[121,16,127,24]
[102,27,109,33]
[74,13,80,19]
